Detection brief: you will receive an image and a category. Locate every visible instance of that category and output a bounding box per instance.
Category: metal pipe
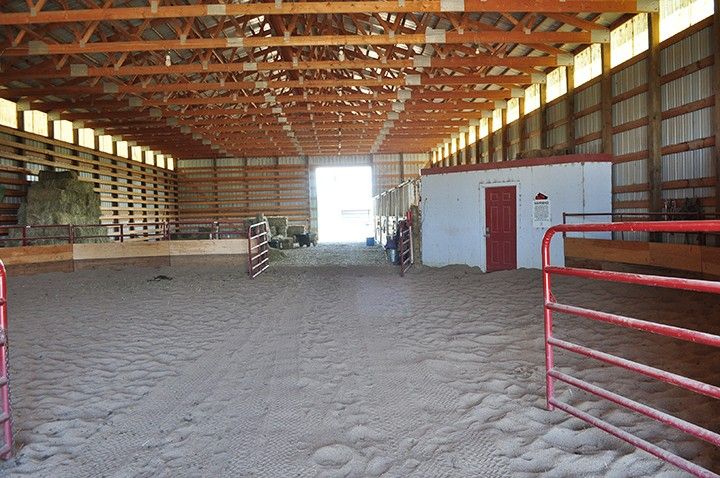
[0,262,13,460]
[546,302,720,348]
[541,225,555,410]
[549,400,717,478]
[549,370,720,447]
[548,337,720,399]
[545,265,720,294]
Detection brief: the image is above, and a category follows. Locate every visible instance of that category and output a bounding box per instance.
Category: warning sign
[533,193,551,228]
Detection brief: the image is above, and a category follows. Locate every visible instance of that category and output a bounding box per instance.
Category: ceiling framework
[0,1,658,159]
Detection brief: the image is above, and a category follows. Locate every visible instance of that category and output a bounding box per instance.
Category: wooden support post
[463,134,470,164]
[567,65,576,153]
[714,0,720,216]
[488,117,495,162]
[600,43,614,156]
[647,12,662,218]
[539,84,548,150]
[399,152,405,182]
[517,97,526,160]
[501,109,508,161]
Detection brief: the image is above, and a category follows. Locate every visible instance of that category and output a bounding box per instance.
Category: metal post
[21,227,27,247]
[68,224,74,244]
[0,261,13,460]
[542,229,555,410]
[119,224,124,243]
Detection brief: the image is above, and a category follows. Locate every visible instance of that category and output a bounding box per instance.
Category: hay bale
[10,171,107,245]
[267,216,288,237]
[286,225,306,236]
[243,214,268,234]
[268,248,287,262]
[410,205,422,263]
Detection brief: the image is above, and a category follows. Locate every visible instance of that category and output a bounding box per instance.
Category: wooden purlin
[0,56,570,81]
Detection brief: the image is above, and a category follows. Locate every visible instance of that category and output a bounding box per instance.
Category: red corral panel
[542,220,720,478]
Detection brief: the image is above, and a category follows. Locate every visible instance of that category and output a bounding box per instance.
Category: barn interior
[0,0,719,476]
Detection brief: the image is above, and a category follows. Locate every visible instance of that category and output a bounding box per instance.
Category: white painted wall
[421,161,612,270]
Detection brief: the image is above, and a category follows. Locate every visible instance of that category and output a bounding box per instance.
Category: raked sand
[1,245,718,477]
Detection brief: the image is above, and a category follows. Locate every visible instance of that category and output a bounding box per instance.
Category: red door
[485,186,517,272]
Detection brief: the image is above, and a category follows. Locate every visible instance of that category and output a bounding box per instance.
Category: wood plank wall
[433,16,718,220]
[0,125,178,229]
[177,159,311,224]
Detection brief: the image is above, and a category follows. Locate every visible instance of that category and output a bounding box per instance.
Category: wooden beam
[0,74,540,98]
[567,64,576,152]
[600,43,613,155]
[646,12,662,216]
[0,1,657,26]
[4,31,605,57]
[27,89,523,112]
[0,56,568,81]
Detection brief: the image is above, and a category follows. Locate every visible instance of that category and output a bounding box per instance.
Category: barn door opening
[485,186,517,272]
[316,166,373,243]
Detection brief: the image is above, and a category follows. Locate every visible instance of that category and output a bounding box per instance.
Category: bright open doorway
[316,166,373,243]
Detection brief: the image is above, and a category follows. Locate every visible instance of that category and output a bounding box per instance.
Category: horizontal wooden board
[565,237,650,265]
[73,241,170,260]
[168,239,248,256]
[565,237,720,276]
[0,244,73,265]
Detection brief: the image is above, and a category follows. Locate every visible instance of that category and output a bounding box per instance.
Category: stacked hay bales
[286,225,306,236]
[267,216,288,237]
[410,204,422,263]
[10,171,107,245]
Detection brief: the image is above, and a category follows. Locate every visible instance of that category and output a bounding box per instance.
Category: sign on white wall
[533,193,552,228]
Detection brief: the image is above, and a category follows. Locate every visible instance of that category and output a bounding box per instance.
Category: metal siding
[576,111,602,139]
[661,68,713,109]
[661,108,713,147]
[612,59,647,96]
[575,83,601,112]
[660,26,712,75]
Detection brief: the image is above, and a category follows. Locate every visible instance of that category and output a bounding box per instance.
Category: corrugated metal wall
[575,82,603,154]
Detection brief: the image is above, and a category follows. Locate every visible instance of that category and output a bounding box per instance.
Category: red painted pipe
[541,220,720,476]
[0,262,13,460]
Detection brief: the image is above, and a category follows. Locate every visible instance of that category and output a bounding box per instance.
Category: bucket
[386,248,397,264]
[366,237,375,246]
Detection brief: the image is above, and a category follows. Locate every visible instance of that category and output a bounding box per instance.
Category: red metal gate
[398,221,413,276]
[0,261,12,459]
[542,220,720,477]
[247,221,270,278]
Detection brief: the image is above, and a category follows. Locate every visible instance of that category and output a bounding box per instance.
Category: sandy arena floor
[1,244,718,477]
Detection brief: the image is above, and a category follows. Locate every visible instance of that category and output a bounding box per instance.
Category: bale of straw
[10,171,107,245]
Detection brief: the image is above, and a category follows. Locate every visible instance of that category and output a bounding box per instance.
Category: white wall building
[421,155,612,271]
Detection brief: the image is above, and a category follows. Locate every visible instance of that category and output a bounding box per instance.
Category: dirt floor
[274,242,388,266]
[1,247,718,477]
